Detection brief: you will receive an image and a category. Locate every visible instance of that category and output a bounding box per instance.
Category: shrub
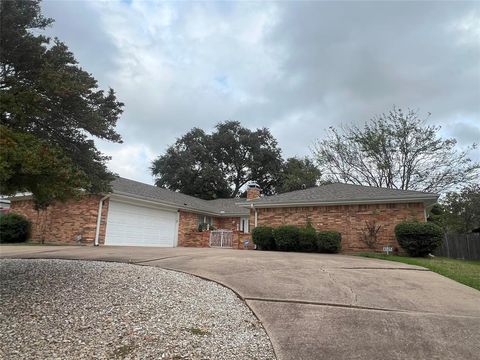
[395,221,443,257]
[197,223,215,232]
[273,225,300,251]
[252,226,275,250]
[317,231,342,253]
[298,226,317,252]
[0,213,31,243]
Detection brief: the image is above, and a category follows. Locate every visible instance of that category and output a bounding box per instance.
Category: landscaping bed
[358,253,480,291]
[0,259,275,359]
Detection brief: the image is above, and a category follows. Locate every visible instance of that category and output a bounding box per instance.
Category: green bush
[273,225,300,251]
[0,213,31,243]
[197,223,215,232]
[395,221,443,257]
[299,226,317,252]
[252,226,275,250]
[317,231,342,253]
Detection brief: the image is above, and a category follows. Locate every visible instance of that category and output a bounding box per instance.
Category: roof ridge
[112,177,249,216]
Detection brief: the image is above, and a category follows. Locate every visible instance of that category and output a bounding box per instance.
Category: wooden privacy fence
[434,233,480,260]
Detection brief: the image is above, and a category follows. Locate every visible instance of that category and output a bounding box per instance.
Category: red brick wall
[181,230,252,249]
[217,217,240,231]
[178,211,249,248]
[181,231,211,247]
[250,202,426,253]
[178,211,199,247]
[10,196,109,245]
[247,188,261,200]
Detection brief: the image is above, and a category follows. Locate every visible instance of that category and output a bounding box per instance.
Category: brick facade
[11,195,426,253]
[217,217,241,231]
[177,210,249,248]
[10,196,109,245]
[250,202,426,253]
[247,187,261,200]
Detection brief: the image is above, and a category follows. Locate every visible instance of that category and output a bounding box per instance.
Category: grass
[357,253,480,291]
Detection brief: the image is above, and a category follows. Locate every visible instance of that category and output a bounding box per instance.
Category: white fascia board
[112,191,239,217]
[6,193,33,201]
[237,196,438,208]
[110,193,183,213]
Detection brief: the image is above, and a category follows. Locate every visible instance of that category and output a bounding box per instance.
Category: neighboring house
[9,177,438,252]
[0,198,10,214]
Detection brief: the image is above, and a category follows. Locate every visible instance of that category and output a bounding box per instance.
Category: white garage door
[105,200,177,247]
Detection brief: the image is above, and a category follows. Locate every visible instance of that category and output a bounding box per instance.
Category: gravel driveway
[0,259,275,359]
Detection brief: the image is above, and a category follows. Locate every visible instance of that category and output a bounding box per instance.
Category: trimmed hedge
[298,226,317,252]
[273,225,300,251]
[0,213,31,243]
[395,221,443,257]
[317,231,342,253]
[252,226,275,250]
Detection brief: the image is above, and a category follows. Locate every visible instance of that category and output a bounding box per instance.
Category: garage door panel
[105,200,177,247]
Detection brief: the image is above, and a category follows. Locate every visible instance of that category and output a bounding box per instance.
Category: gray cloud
[41,0,480,183]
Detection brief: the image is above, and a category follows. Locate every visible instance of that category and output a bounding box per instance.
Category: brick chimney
[246,182,261,200]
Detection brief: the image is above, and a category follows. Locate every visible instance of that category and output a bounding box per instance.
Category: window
[240,217,249,233]
[197,215,212,226]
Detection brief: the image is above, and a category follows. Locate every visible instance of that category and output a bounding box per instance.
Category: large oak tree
[0,0,123,207]
[312,107,479,193]
[276,157,321,194]
[151,121,283,199]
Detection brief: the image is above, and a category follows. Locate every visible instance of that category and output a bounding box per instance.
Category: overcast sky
[41,0,479,184]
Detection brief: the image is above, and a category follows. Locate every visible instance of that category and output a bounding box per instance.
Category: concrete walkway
[1,245,479,359]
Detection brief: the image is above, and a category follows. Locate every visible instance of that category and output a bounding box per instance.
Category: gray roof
[112,177,248,216]
[239,183,438,207]
[208,198,249,216]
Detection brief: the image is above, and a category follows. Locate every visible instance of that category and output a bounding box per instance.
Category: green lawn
[357,253,480,291]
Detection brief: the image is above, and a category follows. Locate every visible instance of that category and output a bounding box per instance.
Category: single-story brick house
[9,177,438,252]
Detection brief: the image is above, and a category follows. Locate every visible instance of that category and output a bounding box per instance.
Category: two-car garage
[104,199,178,247]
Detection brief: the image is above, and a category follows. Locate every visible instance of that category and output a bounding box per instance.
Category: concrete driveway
[1,245,479,360]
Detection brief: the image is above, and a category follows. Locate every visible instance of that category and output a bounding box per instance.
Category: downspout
[94,195,110,246]
[251,203,258,228]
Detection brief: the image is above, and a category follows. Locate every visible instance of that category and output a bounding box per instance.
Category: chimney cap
[247,182,261,189]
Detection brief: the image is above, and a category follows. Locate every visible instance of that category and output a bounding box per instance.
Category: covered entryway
[105,200,177,247]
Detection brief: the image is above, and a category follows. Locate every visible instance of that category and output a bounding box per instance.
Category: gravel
[0,259,275,360]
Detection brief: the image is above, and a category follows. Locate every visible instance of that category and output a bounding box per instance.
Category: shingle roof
[111,178,437,214]
[239,183,438,207]
[208,198,249,216]
[111,177,248,216]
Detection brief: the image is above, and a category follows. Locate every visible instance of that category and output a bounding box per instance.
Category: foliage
[276,157,321,193]
[317,231,342,253]
[150,128,230,200]
[197,223,215,232]
[152,121,283,199]
[312,107,479,193]
[0,213,31,243]
[273,225,300,251]
[252,226,275,250]
[0,0,123,206]
[0,126,89,208]
[395,221,443,257]
[427,204,447,232]
[360,220,382,249]
[442,185,480,233]
[357,253,480,291]
[298,225,317,252]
